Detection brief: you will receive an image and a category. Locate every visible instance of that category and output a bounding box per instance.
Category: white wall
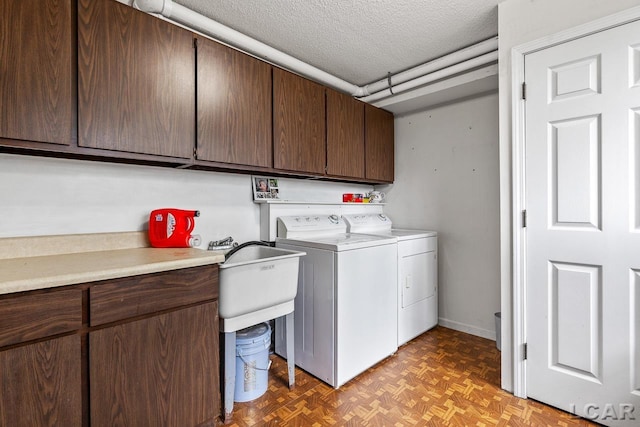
[0,153,371,242]
[498,0,640,392]
[383,92,500,340]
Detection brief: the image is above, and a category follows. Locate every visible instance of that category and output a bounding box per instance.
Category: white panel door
[525,19,640,425]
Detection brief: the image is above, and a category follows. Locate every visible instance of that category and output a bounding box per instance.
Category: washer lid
[389,228,438,240]
[364,228,437,241]
[277,232,396,251]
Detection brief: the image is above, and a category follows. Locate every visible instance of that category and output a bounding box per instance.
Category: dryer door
[399,237,437,308]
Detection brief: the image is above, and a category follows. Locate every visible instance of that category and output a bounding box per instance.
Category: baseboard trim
[439,317,496,341]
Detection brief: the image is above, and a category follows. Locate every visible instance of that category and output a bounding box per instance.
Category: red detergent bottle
[149,208,202,248]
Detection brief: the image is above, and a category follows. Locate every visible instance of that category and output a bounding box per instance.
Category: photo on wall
[252,176,280,200]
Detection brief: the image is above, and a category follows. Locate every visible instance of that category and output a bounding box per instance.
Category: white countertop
[0,232,225,295]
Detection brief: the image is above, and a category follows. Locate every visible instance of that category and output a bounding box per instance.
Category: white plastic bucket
[234,322,271,402]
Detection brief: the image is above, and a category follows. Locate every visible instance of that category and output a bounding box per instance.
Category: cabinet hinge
[522,210,527,228]
[523,343,528,360]
[521,82,527,100]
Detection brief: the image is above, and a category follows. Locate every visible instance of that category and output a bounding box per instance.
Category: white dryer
[274,214,397,388]
[343,213,438,346]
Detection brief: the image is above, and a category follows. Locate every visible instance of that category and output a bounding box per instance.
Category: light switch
[405,274,413,288]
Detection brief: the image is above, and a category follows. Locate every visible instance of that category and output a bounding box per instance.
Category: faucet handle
[208,236,236,250]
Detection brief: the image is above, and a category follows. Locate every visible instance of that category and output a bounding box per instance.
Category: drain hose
[223,240,273,262]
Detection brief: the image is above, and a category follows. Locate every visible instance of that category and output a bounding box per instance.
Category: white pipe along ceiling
[133,0,498,106]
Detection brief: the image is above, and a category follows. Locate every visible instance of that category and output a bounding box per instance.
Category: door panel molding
[631,45,640,88]
[549,114,602,230]
[549,262,602,381]
[632,109,640,231]
[631,269,640,395]
[549,55,601,102]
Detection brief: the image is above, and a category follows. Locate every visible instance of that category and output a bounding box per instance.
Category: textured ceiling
[171,0,498,86]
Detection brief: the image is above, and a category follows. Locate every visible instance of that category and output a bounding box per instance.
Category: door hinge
[193,38,198,49]
[521,82,527,100]
[523,343,528,360]
[522,210,527,228]
[193,147,197,158]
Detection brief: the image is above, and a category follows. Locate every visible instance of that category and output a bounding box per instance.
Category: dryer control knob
[328,214,339,224]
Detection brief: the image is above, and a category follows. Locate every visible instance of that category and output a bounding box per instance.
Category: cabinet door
[90,265,217,326]
[0,335,81,427]
[197,37,272,167]
[0,0,74,145]
[326,88,365,178]
[365,104,394,182]
[78,0,194,158]
[0,287,82,347]
[273,68,325,174]
[90,302,219,426]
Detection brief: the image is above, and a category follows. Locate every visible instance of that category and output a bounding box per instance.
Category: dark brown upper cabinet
[1,0,394,184]
[0,0,74,146]
[273,68,326,175]
[326,88,365,179]
[77,0,194,158]
[365,104,394,183]
[196,37,272,167]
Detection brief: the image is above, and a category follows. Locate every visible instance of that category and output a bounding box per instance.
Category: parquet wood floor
[223,326,596,426]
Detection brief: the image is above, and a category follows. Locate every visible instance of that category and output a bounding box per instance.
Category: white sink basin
[218,245,305,332]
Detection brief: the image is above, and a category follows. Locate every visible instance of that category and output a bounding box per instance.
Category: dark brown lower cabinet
[0,264,220,426]
[89,302,219,427]
[0,335,82,427]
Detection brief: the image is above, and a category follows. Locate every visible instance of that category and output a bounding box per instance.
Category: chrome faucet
[208,236,238,251]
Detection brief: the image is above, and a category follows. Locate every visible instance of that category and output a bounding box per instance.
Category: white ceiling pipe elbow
[359,50,499,103]
[360,36,498,97]
[134,0,362,96]
[132,0,166,14]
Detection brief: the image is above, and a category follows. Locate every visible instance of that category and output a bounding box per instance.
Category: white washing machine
[343,213,438,346]
[274,214,398,388]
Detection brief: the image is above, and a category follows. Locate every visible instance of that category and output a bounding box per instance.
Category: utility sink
[219,244,304,419]
[218,245,305,332]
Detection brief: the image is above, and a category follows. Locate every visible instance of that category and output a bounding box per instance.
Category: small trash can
[494,312,502,351]
[234,322,271,402]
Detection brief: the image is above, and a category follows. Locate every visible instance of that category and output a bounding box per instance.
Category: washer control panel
[277,214,346,238]
[342,213,392,232]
